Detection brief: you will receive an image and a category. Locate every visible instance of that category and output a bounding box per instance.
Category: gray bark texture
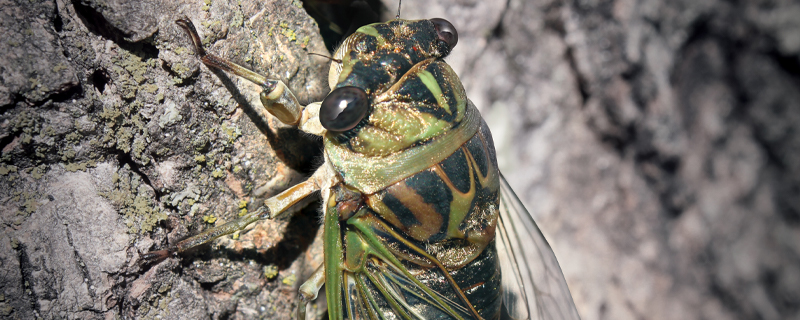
[0,0,798,319]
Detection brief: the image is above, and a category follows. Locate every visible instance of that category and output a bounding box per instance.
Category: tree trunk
[1,0,328,318]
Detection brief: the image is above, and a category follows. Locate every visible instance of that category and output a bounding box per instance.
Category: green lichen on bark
[101,167,166,233]
[109,49,157,99]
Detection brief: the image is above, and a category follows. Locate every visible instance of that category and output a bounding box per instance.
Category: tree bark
[1,0,328,318]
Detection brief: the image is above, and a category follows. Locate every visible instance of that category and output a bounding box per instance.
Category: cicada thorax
[321,18,504,320]
[325,19,478,194]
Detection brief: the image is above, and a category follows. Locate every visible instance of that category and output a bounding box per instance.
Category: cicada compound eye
[320,86,369,132]
[431,18,458,50]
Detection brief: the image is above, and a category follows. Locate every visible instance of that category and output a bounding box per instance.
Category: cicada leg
[174,18,325,134]
[140,207,264,262]
[141,174,322,263]
[141,18,335,317]
[297,264,326,320]
[142,17,330,262]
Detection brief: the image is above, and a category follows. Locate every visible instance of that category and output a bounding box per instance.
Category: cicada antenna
[308,52,342,64]
[396,0,402,19]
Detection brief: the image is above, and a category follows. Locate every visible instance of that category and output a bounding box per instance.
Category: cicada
[144,11,580,320]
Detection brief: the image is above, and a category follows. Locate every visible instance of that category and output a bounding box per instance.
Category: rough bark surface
[391,0,800,319]
[1,0,798,319]
[1,0,328,318]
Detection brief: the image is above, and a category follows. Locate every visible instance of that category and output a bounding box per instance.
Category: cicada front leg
[174,18,326,135]
[141,18,335,318]
[141,20,327,264]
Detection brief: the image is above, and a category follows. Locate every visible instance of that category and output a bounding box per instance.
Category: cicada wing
[497,174,581,320]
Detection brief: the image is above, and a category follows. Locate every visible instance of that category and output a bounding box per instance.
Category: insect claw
[175,18,207,57]
[139,247,176,265]
[175,17,272,88]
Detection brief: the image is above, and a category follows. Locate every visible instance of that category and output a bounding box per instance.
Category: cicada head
[319,18,468,157]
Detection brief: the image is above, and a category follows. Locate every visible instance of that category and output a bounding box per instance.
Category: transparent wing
[497,174,581,320]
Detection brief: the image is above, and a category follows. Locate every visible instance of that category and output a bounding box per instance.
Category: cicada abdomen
[144,12,580,320]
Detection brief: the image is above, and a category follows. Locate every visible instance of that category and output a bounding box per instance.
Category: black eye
[320,86,369,132]
[431,18,458,50]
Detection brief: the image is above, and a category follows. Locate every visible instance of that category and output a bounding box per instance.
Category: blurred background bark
[0,0,798,319]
